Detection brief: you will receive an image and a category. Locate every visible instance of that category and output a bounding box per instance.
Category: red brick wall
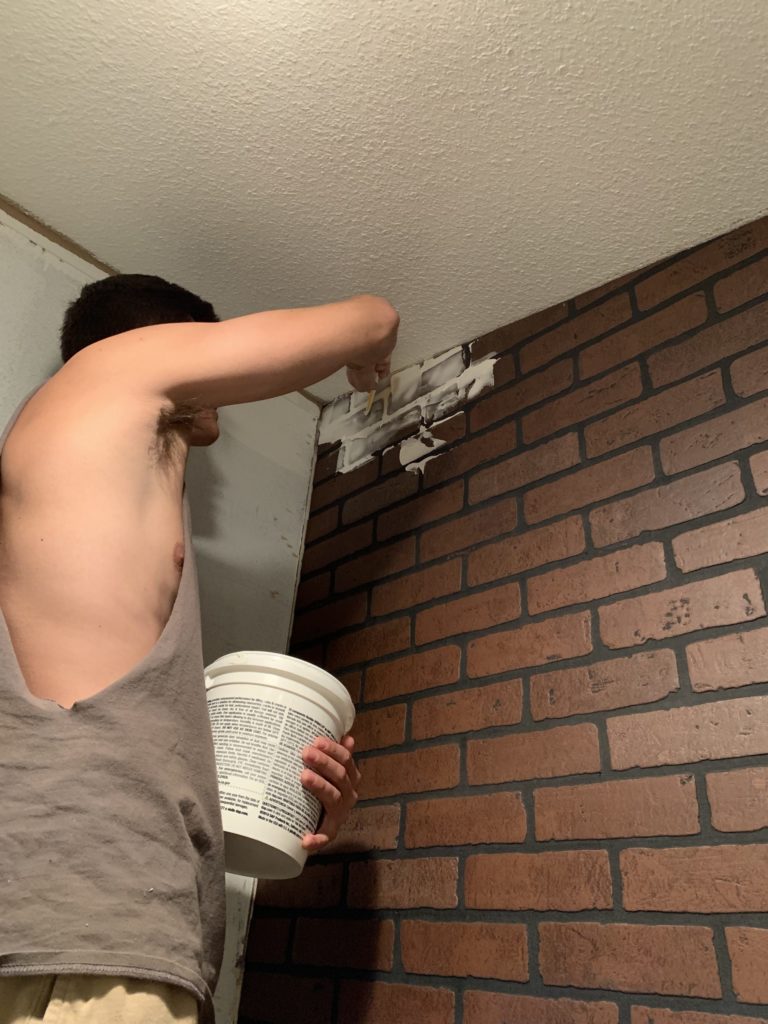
[240,216,768,1024]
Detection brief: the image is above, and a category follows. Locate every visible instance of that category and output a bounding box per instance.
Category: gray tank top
[0,387,226,1024]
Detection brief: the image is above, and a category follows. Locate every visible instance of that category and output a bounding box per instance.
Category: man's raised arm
[68,293,399,406]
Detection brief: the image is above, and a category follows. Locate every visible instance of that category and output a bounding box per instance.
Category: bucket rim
[204,650,355,733]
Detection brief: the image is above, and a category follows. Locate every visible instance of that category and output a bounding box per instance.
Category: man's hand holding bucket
[300,733,361,852]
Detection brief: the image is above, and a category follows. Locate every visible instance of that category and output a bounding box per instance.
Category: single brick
[377,479,464,541]
[526,447,656,525]
[430,411,466,444]
[416,582,521,644]
[380,443,407,476]
[334,536,416,592]
[468,515,585,587]
[255,862,343,909]
[471,301,569,360]
[240,972,333,1024]
[313,446,340,484]
[726,927,768,1004]
[470,359,574,433]
[357,744,460,800]
[673,506,768,572]
[405,791,526,848]
[322,804,400,854]
[530,649,679,721]
[528,543,667,615]
[577,270,639,309]
[621,844,768,912]
[535,775,699,841]
[337,669,362,703]
[289,642,324,668]
[465,991,619,1024]
[484,351,516,391]
[424,419,518,488]
[585,370,725,458]
[245,914,291,965]
[539,921,721,998]
[523,364,642,444]
[589,462,745,548]
[750,449,768,493]
[305,505,339,545]
[631,1010,766,1024]
[731,343,768,399]
[366,646,461,702]
[293,917,394,971]
[421,495,518,563]
[466,850,611,910]
[401,920,528,981]
[318,436,343,454]
[371,559,462,616]
[706,767,768,832]
[662,396,768,476]
[649,300,768,389]
[469,432,580,505]
[608,695,768,770]
[352,704,406,753]
[598,569,764,649]
[715,251,768,312]
[636,219,768,309]
[338,980,454,1024]
[326,617,410,671]
[468,610,592,678]
[520,293,633,373]
[579,293,708,379]
[411,679,523,740]
[347,857,458,909]
[311,457,379,512]
[342,471,419,525]
[295,571,331,609]
[302,520,373,574]
[468,722,600,784]
[292,591,368,644]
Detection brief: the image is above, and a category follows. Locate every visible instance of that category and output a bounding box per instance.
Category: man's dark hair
[60,273,219,362]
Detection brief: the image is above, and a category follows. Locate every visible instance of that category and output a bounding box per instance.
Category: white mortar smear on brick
[317,347,498,473]
[398,430,447,465]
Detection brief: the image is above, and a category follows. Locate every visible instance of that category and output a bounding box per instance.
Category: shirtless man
[0,274,398,1024]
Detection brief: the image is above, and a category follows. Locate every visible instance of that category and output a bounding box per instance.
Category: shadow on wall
[185,439,226,540]
[185,441,294,664]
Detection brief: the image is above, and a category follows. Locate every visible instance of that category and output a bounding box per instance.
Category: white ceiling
[2,0,767,403]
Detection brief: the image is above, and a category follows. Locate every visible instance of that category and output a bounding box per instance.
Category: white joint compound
[205,651,355,880]
[318,347,499,474]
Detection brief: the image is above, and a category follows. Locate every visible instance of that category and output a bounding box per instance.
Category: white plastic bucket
[205,650,355,879]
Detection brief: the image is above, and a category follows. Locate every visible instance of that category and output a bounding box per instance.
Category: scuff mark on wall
[318,345,499,473]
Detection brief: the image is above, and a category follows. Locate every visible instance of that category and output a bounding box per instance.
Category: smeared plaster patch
[318,346,498,473]
[404,451,445,475]
[399,429,447,465]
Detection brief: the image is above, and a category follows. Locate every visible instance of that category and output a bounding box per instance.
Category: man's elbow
[367,294,400,340]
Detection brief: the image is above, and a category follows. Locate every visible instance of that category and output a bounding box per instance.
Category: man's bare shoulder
[4,356,180,481]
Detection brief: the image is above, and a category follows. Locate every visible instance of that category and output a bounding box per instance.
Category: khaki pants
[0,975,198,1024]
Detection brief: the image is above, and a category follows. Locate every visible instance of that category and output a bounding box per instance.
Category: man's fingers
[301,733,361,855]
[302,743,356,793]
[301,767,344,808]
[302,832,331,852]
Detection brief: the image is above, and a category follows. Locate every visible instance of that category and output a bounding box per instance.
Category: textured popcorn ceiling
[2,0,767,403]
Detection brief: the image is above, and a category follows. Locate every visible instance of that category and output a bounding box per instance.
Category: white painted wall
[0,206,319,1022]
[0,208,105,419]
[187,394,318,665]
